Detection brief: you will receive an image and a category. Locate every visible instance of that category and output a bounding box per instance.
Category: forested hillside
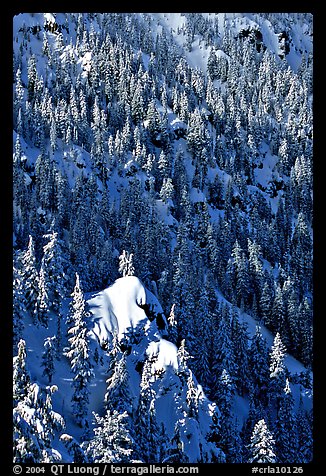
[13,13,313,464]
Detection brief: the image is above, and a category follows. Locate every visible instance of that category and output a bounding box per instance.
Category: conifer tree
[14,67,24,118]
[249,419,276,463]
[248,326,270,407]
[13,340,65,463]
[186,370,200,420]
[13,372,65,463]
[294,402,313,463]
[118,250,135,277]
[169,418,190,463]
[27,54,37,103]
[191,288,213,393]
[176,339,192,385]
[134,356,160,462]
[269,333,287,410]
[271,283,285,336]
[64,273,94,427]
[167,303,178,345]
[41,231,67,312]
[21,236,39,313]
[231,312,250,396]
[42,336,57,384]
[219,416,243,463]
[211,307,237,398]
[274,379,297,463]
[105,352,133,415]
[260,281,273,327]
[216,369,235,419]
[13,339,30,405]
[84,410,134,463]
[34,266,50,327]
[13,262,26,348]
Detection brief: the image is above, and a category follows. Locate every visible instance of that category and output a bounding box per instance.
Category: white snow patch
[190,188,206,203]
[156,199,178,227]
[88,276,148,343]
[146,339,178,371]
[170,118,187,132]
[44,13,56,24]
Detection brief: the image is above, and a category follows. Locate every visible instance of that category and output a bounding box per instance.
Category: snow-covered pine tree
[105,351,133,415]
[259,280,273,327]
[211,306,237,399]
[231,309,250,396]
[248,326,270,407]
[215,369,235,419]
[134,356,160,462]
[298,298,313,367]
[168,418,190,463]
[271,283,286,336]
[20,235,39,313]
[27,54,37,103]
[64,273,94,427]
[274,379,297,463]
[294,399,313,463]
[13,383,65,463]
[269,332,287,410]
[248,419,276,463]
[167,303,178,345]
[13,339,65,463]
[176,339,192,385]
[13,339,30,405]
[186,370,200,420]
[118,249,135,277]
[84,411,134,463]
[41,231,67,312]
[160,177,174,204]
[34,266,49,327]
[66,271,84,326]
[13,261,26,348]
[34,153,55,211]
[42,336,57,383]
[191,288,213,393]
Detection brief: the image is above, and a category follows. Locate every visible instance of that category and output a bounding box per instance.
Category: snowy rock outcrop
[87,276,224,462]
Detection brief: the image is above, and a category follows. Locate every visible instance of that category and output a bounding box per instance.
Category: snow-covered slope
[20,273,312,462]
[21,275,224,462]
[87,276,222,461]
[13,11,313,464]
[153,12,312,73]
[88,276,161,341]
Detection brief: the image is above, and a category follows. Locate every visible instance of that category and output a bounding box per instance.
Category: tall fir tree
[14,382,65,463]
[64,273,94,428]
[248,419,276,463]
[84,410,134,463]
[34,266,50,328]
[20,236,39,313]
[248,326,270,407]
[274,379,297,463]
[13,262,26,348]
[118,250,135,277]
[41,231,67,312]
[105,351,133,415]
[269,333,287,410]
[13,339,30,405]
[42,336,57,384]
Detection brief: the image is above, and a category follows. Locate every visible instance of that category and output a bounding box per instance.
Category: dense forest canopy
[13,13,313,464]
